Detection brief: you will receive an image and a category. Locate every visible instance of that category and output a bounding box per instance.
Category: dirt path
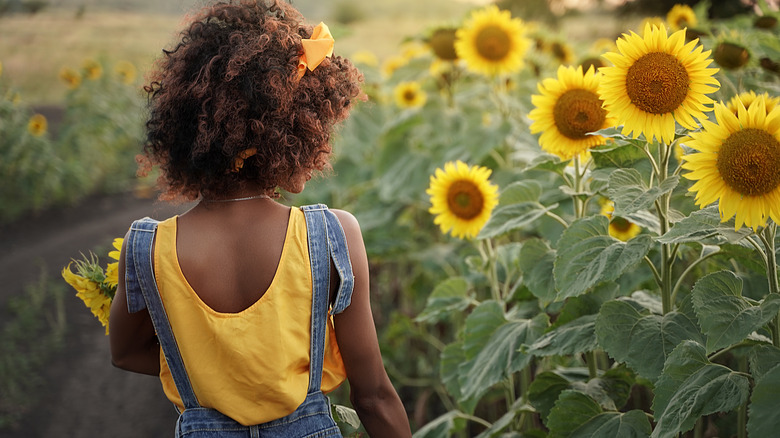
[0,191,192,437]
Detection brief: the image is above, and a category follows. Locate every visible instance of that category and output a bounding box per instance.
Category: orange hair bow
[297,22,334,80]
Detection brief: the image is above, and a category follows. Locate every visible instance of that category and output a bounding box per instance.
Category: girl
[108,1,412,436]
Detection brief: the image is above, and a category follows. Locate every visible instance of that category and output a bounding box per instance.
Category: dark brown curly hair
[141,0,363,200]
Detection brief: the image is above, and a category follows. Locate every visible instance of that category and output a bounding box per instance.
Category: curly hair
[142,0,363,200]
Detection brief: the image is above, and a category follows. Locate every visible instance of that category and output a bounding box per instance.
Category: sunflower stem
[759,223,780,347]
[656,140,674,314]
[585,351,598,379]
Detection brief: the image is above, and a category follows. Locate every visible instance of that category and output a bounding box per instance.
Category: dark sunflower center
[717,128,780,196]
[403,90,417,102]
[553,88,607,140]
[551,42,567,61]
[610,217,632,232]
[714,42,750,70]
[430,28,458,61]
[475,25,511,61]
[625,52,690,114]
[447,180,484,220]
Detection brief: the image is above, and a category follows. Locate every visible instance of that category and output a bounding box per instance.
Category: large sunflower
[599,23,720,144]
[454,5,530,76]
[427,161,499,239]
[682,100,780,231]
[529,65,615,160]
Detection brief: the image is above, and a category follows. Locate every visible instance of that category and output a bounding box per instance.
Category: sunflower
[427,161,499,239]
[548,40,575,65]
[27,114,47,137]
[601,201,642,241]
[81,58,103,80]
[713,42,750,70]
[394,81,427,109]
[726,91,779,116]
[429,27,459,61]
[599,23,720,145]
[382,55,408,77]
[529,65,615,160]
[351,50,378,67]
[59,67,82,89]
[682,100,780,231]
[454,5,531,76]
[667,4,697,31]
[113,60,137,84]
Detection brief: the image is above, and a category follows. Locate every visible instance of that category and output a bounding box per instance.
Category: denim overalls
[124,204,354,437]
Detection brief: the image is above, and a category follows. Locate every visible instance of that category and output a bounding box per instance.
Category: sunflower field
[292,2,780,437]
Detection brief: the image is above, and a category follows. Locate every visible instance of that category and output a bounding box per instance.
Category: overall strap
[301,204,355,393]
[125,217,200,410]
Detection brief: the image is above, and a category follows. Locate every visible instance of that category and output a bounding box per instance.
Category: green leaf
[528,372,573,422]
[416,277,472,323]
[526,154,569,175]
[749,344,780,381]
[332,404,361,429]
[462,301,506,359]
[591,141,648,169]
[460,314,548,401]
[657,205,752,244]
[691,271,780,353]
[547,390,603,438]
[527,314,598,357]
[475,399,535,438]
[518,238,558,306]
[595,300,704,382]
[572,366,636,412]
[499,180,542,205]
[747,364,780,438]
[651,341,750,438]
[569,411,651,438]
[412,411,465,438]
[478,202,557,239]
[607,169,679,217]
[554,216,653,300]
[440,341,467,403]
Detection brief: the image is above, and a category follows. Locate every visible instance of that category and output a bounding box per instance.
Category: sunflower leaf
[595,299,704,382]
[416,277,472,323]
[607,169,679,217]
[499,180,542,205]
[651,340,750,438]
[546,390,603,438]
[478,202,557,239]
[412,411,466,438]
[569,411,652,438]
[691,270,780,353]
[748,363,780,438]
[657,205,752,244]
[518,238,558,306]
[553,216,653,300]
[526,314,598,357]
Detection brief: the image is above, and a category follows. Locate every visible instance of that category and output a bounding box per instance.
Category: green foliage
[0,57,146,222]
[0,270,66,429]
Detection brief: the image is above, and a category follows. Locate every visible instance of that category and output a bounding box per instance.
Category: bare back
[173,199,291,313]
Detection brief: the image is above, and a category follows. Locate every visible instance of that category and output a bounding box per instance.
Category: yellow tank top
[153,208,347,426]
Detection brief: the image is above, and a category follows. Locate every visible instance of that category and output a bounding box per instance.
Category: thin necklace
[202,194,270,203]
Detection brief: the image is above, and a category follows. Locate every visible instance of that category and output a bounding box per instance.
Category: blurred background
[1,0,779,436]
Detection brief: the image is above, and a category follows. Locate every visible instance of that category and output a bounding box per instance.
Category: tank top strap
[125,217,200,410]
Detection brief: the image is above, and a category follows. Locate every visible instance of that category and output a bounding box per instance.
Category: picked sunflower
[667,4,697,31]
[427,161,499,239]
[394,81,427,109]
[454,5,531,76]
[599,23,720,145]
[529,65,615,160]
[682,100,780,231]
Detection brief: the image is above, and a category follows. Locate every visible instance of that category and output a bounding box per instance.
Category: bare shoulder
[330,209,363,238]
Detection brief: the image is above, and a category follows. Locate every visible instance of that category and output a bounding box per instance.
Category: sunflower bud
[713,42,750,70]
[754,16,777,30]
[429,28,458,61]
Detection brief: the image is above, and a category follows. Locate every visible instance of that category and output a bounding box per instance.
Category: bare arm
[109,230,161,376]
[331,210,412,438]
